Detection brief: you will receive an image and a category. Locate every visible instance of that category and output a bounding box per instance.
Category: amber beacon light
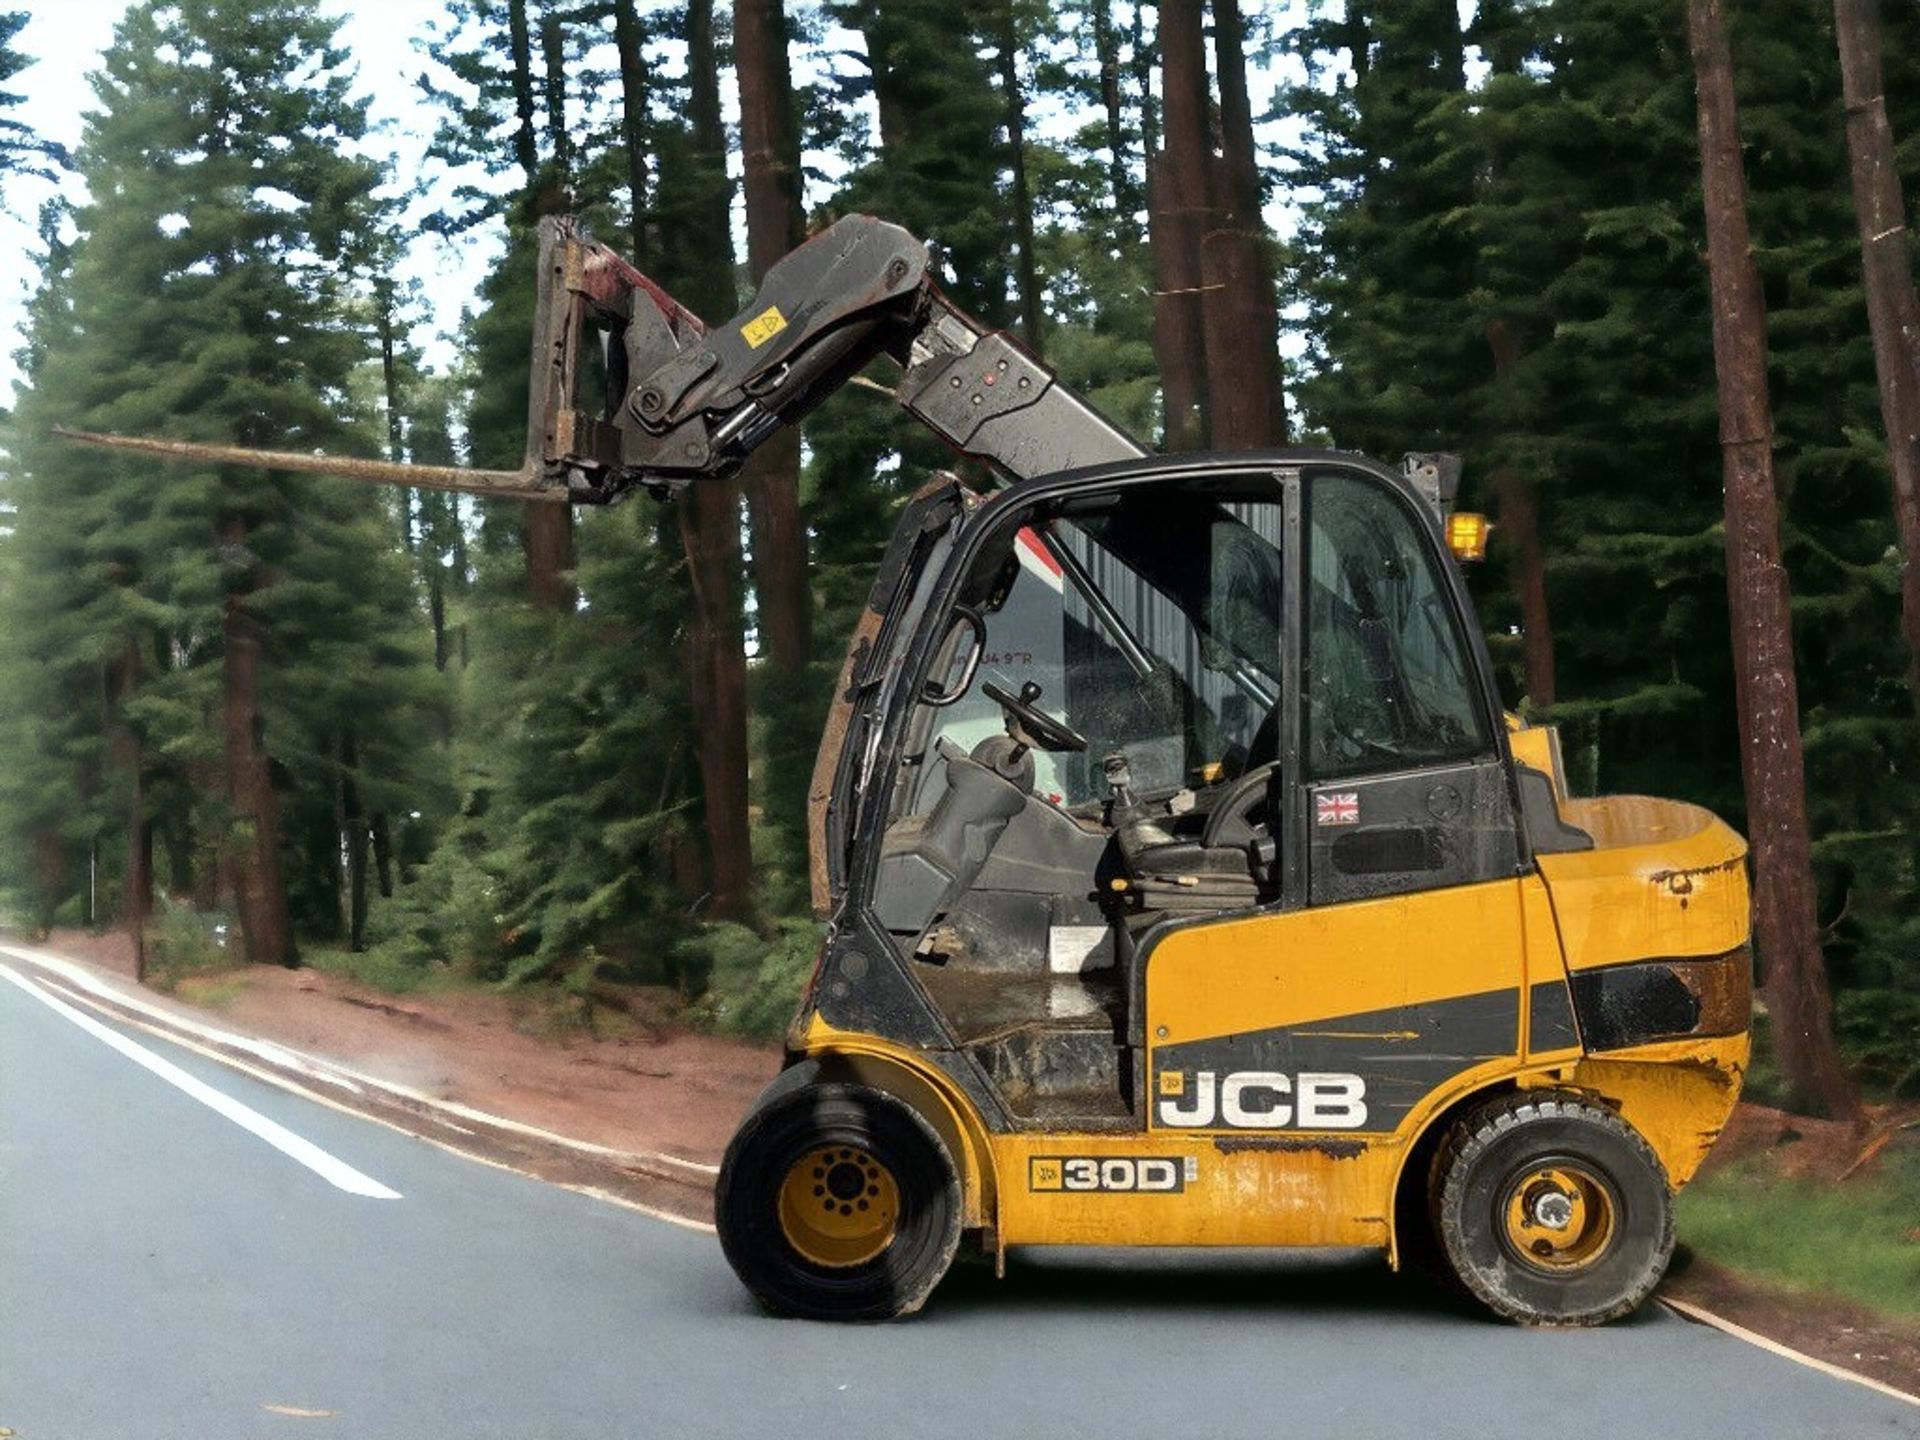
[1446,511,1492,561]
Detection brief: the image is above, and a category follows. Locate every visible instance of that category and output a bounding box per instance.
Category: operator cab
[840,455,1514,1128]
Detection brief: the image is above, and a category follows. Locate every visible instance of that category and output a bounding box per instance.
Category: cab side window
[1305,471,1489,778]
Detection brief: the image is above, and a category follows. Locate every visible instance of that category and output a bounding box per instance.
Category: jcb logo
[1030,1156,1188,1193]
[1155,1071,1369,1130]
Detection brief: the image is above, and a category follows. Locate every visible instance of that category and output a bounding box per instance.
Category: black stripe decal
[1528,979,1581,1052]
[1568,958,1725,1051]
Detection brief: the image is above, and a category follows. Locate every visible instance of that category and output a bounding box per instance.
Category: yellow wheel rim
[1500,1162,1617,1272]
[777,1145,900,1269]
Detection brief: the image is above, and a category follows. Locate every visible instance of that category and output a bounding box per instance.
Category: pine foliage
[0,2,1912,1086]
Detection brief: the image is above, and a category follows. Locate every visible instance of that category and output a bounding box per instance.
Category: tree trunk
[221,519,296,968]
[429,572,449,670]
[1833,0,1920,713]
[1200,0,1287,448]
[336,728,367,952]
[507,0,539,186]
[734,0,812,676]
[612,0,653,268]
[188,750,225,910]
[1495,470,1556,709]
[1688,0,1859,1123]
[686,0,732,306]
[110,643,150,982]
[1130,0,1159,159]
[375,276,406,466]
[520,506,575,610]
[1090,0,1141,241]
[512,0,574,610]
[996,0,1044,355]
[738,429,810,672]
[1485,318,1556,708]
[128,805,151,983]
[540,10,572,184]
[858,8,911,155]
[28,822,65,932]
[162,816,193,898]
[1152,0,1212,450]
[371,813,394,898]
[1199,222,1284,448]
[678,484,754,918]
[736,0,802,283]
[680,0,754,919]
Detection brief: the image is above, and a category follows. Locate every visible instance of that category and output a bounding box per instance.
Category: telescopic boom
[58,215,1147,503]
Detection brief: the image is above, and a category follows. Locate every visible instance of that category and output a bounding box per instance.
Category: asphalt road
[2,962,1915,1440]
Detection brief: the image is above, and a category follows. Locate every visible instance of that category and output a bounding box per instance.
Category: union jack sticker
[1316,791,1360,826]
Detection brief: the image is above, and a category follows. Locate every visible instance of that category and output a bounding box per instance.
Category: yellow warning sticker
[1029,1158,1063,1191]
[1158,1070,1185,1097]
[741,304,788,349]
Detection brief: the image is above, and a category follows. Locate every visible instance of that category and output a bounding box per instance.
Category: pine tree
[1735,0,1920,1096]
[656,0,753,920]
[1150,0,1210,449]
[1198,0,1287,448]
[1689,0,1859,1122]
[0,11,63,187]
[1832,0,1920,710]
[805,0,1022,600]
[4,0,442,967]
[1030,1,1160,443]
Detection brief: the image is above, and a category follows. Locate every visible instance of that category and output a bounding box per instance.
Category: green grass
[301,942,453,997]
[1677,1143,1920,1320]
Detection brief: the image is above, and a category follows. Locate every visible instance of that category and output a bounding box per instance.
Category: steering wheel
[1201,760,1281,850]
[981,680,1088,754]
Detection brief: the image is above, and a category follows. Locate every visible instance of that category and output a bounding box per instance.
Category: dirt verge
[1663,1255,1920,1401]
[40,927,781,1169]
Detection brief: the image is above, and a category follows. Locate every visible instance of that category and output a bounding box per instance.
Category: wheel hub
[776,1145,900,1269]
[1531,1190,1574,1231]
[1500,1162,1616,1272]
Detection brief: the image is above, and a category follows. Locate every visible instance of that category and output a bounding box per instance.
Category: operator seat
[1104,754,1277,903]
[1113,812,1264,883]
[873,737,1030,935]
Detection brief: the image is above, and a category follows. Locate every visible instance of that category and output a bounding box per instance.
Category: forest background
[1,0,1916,1124]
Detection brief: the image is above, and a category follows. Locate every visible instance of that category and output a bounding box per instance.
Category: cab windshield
[921,477,1286,809]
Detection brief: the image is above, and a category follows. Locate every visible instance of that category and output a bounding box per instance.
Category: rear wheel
[1432,1092,1673,1325]
[716,1082,961,1321]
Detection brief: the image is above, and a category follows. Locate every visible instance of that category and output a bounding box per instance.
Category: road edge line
[0,963,401,1199]
[0,942,718,1180]
[1659,1296,1920,1407]
[16,963,717,1234]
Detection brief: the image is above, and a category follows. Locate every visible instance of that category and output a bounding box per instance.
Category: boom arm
[59,215,1146,504]
[554,213,1147,502]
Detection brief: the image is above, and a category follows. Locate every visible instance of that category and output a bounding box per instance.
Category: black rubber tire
[715,1083,962,1321]
[1432,1092,1674,1326]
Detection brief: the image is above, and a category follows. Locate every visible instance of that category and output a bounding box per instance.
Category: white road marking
[3,958,715,1231]
[1661,1297,1920,1407]
[0,963,401,1200]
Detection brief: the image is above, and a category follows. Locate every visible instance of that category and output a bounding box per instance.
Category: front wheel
[1432,1092,1674,1325]
[716,1082,962,1321]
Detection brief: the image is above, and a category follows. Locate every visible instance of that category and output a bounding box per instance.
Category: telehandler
[64,215,1752,1326]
